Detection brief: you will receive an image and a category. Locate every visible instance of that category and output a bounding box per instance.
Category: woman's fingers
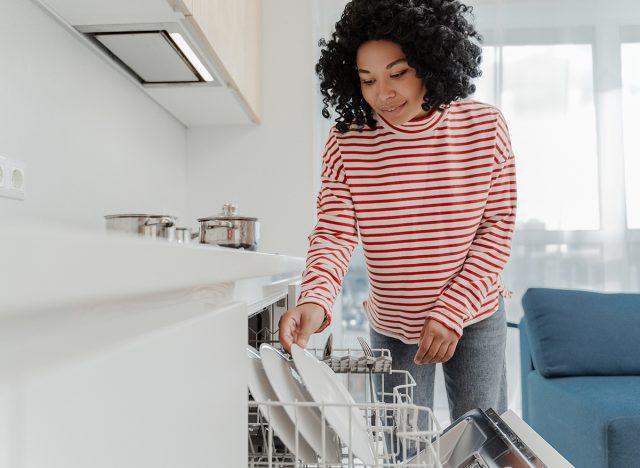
[414,328,433,364]
[442,340,458,363]
[278,304,325,352]
[429,341,449,363]
[414,328,443,364]
[424,338,445,363]
[278,310,301,352]
[414,318,460,364]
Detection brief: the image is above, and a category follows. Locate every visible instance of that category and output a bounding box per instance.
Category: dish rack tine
[357,336,375,358]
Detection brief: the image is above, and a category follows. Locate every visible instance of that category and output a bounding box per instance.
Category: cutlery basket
[321,349,393,374]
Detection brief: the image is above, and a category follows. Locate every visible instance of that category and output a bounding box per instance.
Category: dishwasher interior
[246,297,555,468]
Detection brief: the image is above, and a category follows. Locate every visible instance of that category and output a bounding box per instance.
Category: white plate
[291,344,376,465]
[247,346,317,463]
[259,344,341,463]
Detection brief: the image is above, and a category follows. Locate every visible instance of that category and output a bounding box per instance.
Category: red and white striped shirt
[298,100,517,343]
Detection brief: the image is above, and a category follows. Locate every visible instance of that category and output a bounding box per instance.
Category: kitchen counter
[0,222,305,468]
[0,222,305,315]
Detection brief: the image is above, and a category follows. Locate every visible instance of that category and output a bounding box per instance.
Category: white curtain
[468,0,640,318]
[312,0,640,422]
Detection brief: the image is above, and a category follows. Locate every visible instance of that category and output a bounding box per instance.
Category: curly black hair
[316,0,483,133]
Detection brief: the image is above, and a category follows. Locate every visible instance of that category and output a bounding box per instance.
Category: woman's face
[356,40,428,124]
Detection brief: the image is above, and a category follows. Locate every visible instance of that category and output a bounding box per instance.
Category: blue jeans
[369,298,507,429]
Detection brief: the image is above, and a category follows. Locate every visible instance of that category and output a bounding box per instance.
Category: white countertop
[0,225,284,466]
[0,223,305,315]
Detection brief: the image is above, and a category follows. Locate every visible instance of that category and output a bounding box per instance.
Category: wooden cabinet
[187,0,262,122]
[181,0,194,14]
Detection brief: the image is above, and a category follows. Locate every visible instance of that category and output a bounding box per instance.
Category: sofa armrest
[519,318,535,421]
[608,416,640,467]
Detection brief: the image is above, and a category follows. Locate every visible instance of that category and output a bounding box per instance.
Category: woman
[279,0,517,423]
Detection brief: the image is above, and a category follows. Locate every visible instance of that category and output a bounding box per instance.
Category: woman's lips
[380,102,406,115]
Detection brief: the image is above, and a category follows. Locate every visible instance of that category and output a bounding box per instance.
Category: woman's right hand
[278,303,326,352]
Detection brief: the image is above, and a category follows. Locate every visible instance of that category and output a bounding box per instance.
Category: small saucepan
[198,203,260,251]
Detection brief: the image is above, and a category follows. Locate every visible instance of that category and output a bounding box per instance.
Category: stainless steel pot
[175,227,199,245]
[104,214,177,241]
[198,203,260,251]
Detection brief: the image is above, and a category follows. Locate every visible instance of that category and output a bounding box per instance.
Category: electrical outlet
[0,156,26,200]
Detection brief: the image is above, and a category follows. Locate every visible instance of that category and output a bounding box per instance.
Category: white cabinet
[0,225,305,467]
[34,0,262,126]
[0,300,247,467]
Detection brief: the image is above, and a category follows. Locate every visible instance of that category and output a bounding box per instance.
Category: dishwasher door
[408,408,573,468]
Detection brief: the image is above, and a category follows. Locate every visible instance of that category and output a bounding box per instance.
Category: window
[476,43,600,231]
[621,42,640,229]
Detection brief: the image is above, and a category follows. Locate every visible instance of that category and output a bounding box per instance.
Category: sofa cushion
[522,288,640,377]
[526,374,640,468]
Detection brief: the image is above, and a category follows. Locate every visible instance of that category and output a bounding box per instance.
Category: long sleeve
[426,112,517,336]
[297,129,359,330]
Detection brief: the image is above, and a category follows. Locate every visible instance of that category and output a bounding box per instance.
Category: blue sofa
[520,288,640,468]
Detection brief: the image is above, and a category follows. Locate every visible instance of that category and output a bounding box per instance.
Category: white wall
[0,0,187,230]
[185,0,318,257]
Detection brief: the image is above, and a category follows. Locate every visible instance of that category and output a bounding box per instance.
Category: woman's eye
[391,70,408,79]
[362,80,375,86]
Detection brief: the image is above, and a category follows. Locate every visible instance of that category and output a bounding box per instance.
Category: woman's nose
[378,80,395,100]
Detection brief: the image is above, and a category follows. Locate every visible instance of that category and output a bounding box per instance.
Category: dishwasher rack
[247,334,443,467]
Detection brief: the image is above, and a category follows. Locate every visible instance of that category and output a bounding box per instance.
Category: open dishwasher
[246,300,571,468]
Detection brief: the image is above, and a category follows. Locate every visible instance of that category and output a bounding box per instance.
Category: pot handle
[205,220,234,229]
[144,216,175,228]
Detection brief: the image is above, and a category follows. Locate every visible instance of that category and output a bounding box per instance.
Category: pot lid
[198,215,258,221]
[197,202,258,222]
[104,214,177,219]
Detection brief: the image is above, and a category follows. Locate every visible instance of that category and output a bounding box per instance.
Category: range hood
[33,0,257,126]
[77,22,218,85]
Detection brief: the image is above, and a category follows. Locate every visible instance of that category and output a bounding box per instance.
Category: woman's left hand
[414,318,460,364]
